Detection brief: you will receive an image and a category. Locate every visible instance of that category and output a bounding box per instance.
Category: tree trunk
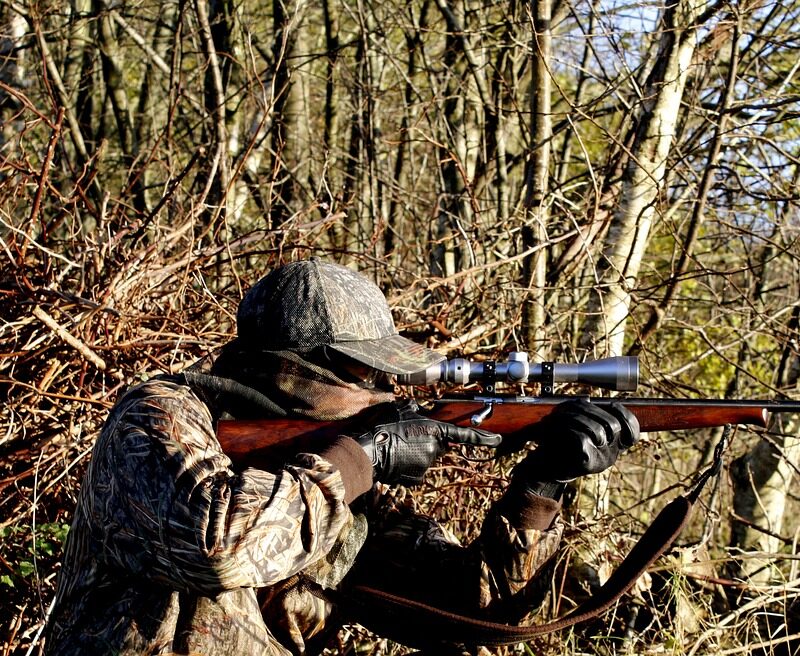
[269,0,308,229]
[521,0,552,361]
[578,0,706,358]
[431,0,481,277]
[0,7,27,148]
[730,300,800,586]
[195,0,231,231]
[633,16,740,353]
[97,0,135,161]
[385,1,430,263]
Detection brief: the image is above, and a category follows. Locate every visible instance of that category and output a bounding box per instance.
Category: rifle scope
[397,353,639,392]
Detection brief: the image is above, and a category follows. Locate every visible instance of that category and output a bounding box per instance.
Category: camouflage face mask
[198,343,396,422]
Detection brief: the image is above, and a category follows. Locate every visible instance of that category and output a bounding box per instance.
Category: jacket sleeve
[345,491,563,622]
[473,502,564,620]
[84,378,364,595]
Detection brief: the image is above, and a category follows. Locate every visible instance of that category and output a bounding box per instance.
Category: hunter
[44,258,639,655]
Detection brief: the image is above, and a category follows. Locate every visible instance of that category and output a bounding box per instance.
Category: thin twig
[32,307,107,372]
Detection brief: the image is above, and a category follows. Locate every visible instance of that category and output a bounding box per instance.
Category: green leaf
[16,561,35,578]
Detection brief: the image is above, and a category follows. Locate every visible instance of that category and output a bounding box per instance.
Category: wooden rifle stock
[216,397,800,467]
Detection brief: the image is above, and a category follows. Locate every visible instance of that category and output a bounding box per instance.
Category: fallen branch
[31,306,106,371]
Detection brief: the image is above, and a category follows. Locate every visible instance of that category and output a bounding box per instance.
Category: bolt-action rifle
[216,353,800,466]
[214,354,800,647]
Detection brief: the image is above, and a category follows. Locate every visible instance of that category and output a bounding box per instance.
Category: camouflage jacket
[45,370,562,655]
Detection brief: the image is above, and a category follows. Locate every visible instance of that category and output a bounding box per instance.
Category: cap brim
[330,334,444,375]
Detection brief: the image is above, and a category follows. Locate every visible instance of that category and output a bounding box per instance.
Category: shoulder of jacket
[113,373,200,409]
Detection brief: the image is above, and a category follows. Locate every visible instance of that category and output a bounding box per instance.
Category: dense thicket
[1,0,798,653]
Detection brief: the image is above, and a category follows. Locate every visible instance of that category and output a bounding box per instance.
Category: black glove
[512,399,640,496]
[356,401,501,486]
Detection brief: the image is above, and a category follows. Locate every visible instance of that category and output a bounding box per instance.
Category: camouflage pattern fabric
[44,350,562,655]
[205,344,395,421]
[348,490,563,626]
[236,259,444,375]
[44,376,362,655]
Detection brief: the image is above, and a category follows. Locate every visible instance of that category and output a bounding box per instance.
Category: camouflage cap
[237,259,444,375]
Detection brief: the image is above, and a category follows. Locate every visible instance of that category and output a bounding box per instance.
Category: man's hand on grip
[356,400,501,486]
